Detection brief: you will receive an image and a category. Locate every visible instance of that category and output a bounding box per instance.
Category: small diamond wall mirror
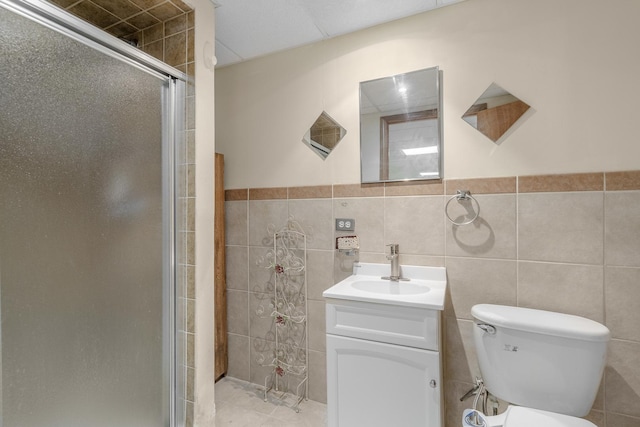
[302,111,346,160]
[462,83,530,143]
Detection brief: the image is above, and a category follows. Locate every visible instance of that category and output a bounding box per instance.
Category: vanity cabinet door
[327,334,441,427]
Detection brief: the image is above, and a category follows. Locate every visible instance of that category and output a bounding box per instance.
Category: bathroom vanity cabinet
[323,263,446,427]
[325,299,442,427]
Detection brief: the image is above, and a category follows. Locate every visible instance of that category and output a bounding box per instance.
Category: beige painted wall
[215,0,640,189]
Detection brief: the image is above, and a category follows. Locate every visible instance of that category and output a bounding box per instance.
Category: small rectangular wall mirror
[360,66,442,183]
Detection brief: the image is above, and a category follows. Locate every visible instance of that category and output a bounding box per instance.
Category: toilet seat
[503,406,596,427]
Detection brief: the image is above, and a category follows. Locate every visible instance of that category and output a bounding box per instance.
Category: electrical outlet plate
[335,218,355,231]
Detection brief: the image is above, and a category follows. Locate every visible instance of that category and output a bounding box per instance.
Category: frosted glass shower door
[0,3,176,427]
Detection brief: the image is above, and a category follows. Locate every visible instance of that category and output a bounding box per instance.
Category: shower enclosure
[0,1,186,425]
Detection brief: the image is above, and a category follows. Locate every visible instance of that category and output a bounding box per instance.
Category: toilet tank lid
[471,304,610,342]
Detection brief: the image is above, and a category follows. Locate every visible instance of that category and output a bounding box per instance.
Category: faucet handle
[386,243,399,255]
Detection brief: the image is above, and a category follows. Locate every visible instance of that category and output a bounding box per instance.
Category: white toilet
[462,304,610,427]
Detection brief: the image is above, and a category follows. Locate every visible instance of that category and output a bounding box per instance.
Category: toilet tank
[472,304,610,417]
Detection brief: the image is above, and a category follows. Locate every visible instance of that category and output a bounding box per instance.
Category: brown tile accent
[187,164,195,197]
[54,0,192,41]
[143,22,163,44]
[187,11,194,29]
[148,1,183,21]
[165,14,186,36]
[518,173,604,193]
[384,180,444,196]
[171,0,193,12]
[186,333,194,367]
[48,0,79,8]
[606,170,640,191]
[122,31,141,46]
[225,189,248,201]
[249,187,287,200]
[186,367,195,401]
[142,39,163,61]
[69,1,120,28]
[91,0,141,20]
[187,28,194,62]
[57,0,192,80]
[129,0,158,9]
[445,177,516,195]
[105,21,137,38]
[186,95,195,130]
[127,12,159,30]
[333,183,384,198]
[185,401,194,427]
[187,131,195,163]
[164,32,186,66]
[186,265,195,299]
[288,185,332,199]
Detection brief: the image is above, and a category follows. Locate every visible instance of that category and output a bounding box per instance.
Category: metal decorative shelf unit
[255,219,308,412]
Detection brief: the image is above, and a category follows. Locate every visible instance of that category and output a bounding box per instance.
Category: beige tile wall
[225,171,640,427]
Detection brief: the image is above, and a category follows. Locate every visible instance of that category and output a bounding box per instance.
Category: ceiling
[214,0,465,68]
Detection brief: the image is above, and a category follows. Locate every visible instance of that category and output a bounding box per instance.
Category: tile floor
[214,376,327,427]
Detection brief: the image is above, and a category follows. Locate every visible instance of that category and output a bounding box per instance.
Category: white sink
[351,279,430,295]
[323,263,446,309]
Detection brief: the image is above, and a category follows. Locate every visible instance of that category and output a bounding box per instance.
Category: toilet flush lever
[476,323,496,335]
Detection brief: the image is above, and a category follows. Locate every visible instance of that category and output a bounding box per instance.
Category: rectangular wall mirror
[360,66,442,183]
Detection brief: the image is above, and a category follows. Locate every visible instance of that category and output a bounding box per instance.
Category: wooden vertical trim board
[214,153,228,380]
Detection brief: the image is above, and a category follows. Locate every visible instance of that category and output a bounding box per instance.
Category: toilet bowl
[461,304,610,427]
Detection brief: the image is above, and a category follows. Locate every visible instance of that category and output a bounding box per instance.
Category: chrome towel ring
[446,190,480,226]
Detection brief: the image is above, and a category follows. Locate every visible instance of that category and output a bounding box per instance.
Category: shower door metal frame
[0,1,188,426]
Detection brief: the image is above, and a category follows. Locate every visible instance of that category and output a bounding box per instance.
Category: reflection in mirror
[462,83,530,143]
[302,111,346,160]
[360,67,441,183]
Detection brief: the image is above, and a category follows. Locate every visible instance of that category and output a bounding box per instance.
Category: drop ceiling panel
[214,0,468,67]
[215,40,242,66]
[214,0,325,60]
[299,0,438,37]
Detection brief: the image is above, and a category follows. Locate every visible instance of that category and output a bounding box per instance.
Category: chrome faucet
[382,243,409,281]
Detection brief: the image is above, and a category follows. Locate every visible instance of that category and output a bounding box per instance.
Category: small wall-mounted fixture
[336,235,359,256]
[445,190,480,226]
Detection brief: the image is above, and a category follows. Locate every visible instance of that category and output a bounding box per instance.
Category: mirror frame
[359,66,442,184]
[379,109,438,181]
